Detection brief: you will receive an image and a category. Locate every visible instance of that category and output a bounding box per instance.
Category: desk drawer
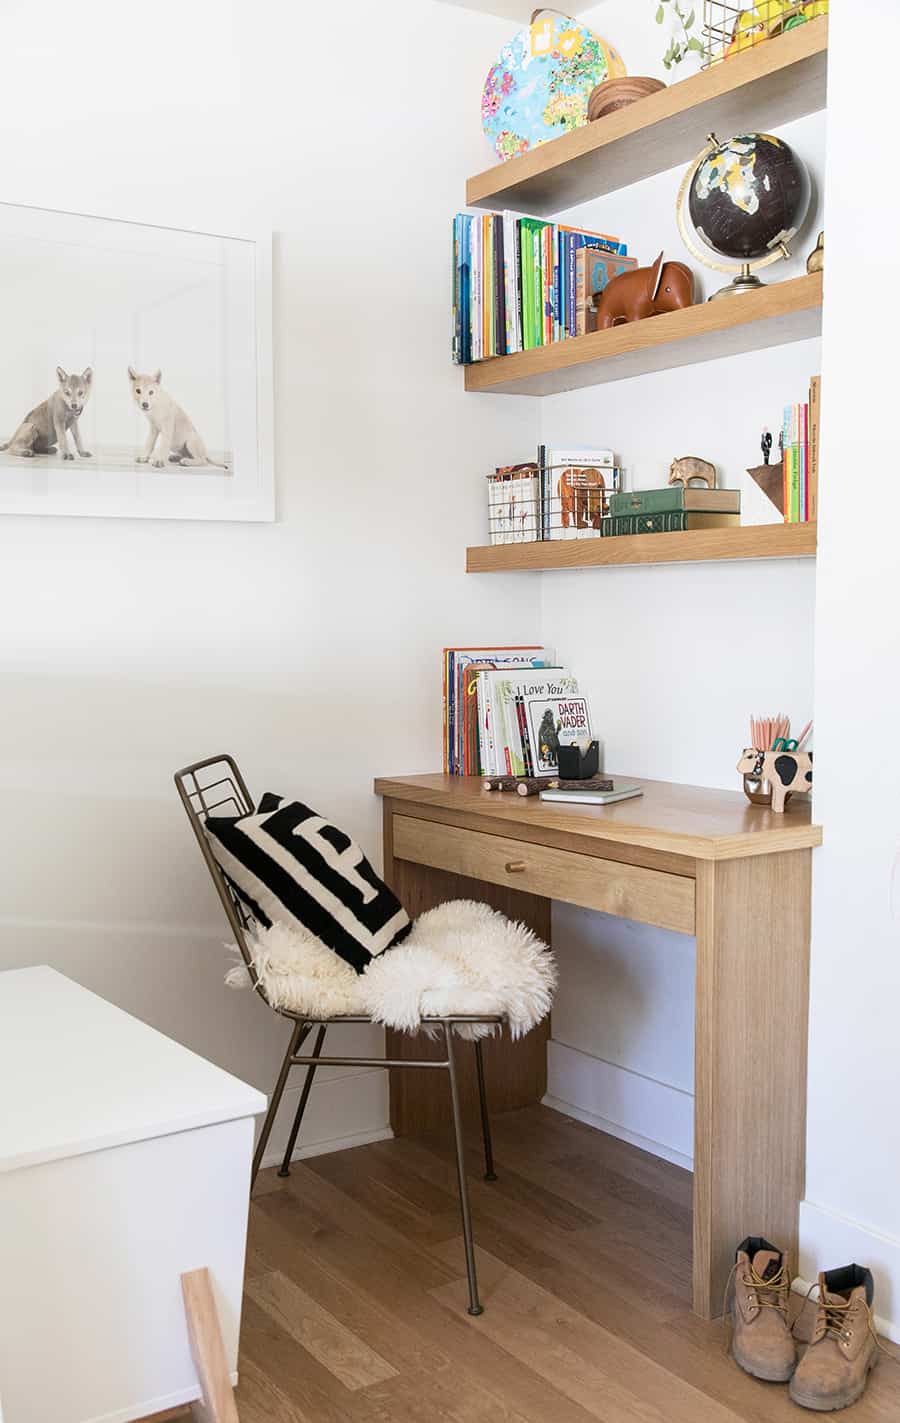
[392,815,695,935]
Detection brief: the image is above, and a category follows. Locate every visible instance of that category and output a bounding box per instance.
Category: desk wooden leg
[382,801,551,1137]
[181,1268,240,1423]
[693,850,811,1319]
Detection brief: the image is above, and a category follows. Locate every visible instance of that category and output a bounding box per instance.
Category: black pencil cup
[557,740,600,780]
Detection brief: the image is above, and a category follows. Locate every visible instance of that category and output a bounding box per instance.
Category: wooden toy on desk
[738,716,813,812]
[484,775,613,797]
[737,747,813,813]
[669,455,716,489]
[591,251,693,330]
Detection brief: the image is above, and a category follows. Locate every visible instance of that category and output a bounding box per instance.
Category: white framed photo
[0,201,273,521]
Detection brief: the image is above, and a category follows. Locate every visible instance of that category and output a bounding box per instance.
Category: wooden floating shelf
[467,522,817,573]
[464,272,822,396]
[467,20,828,216]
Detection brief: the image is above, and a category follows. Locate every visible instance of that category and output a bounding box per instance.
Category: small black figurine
[761,428,773,465]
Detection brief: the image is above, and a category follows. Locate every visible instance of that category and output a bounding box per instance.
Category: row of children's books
[783,376,820,523]
[452,211,634,364]
[442,646,593,778]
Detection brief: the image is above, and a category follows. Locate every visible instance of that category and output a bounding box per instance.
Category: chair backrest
[173,754,266,998]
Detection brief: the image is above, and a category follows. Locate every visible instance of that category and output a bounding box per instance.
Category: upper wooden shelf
[466,19,828,216]
[464,271,822,396]
[467,521,816,573]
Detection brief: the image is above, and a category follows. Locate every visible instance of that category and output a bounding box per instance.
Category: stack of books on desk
[601,485,741,537]
[442,645,596,778]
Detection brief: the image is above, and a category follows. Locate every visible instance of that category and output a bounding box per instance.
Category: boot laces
[741,1259,790,1317]
[797,1280,898,1366]
[721,1257,789,1356]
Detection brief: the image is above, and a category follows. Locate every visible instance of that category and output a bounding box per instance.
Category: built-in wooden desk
[374,773,822,1318]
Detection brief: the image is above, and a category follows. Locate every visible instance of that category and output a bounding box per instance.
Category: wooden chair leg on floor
[181,1268,240,1423]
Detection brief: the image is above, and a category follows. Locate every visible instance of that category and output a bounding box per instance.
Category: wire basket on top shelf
[487,461,624,546]
[702,1,826,68]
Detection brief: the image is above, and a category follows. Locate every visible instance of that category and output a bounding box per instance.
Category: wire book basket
[487,463,623,545]
[701,2,820,67]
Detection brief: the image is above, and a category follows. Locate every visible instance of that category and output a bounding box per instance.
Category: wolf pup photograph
[128,367,229,470]
[0,366,93,460]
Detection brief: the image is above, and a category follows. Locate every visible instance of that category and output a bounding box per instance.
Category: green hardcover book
[602,511,741,537]
[609,487,741,517]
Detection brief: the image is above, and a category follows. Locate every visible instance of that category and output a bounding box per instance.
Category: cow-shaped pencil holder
[737,747,813,813]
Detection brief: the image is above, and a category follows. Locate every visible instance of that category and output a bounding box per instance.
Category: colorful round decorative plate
[482,14,626,162]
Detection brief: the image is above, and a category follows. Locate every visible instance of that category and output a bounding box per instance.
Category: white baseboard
[545,1039,694,1170]
[85,1374,237,1423]
[799,1199,900,1344]
[259,1123,393,1170]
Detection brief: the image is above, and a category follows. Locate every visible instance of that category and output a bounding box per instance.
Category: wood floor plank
[381,1131,693,1302]
[240,1107,900,1423]
[250,1172,603,1423]
[240,1297,384,1423]
[362,1366,534,1423]
[429,1246,744,1423]
[247,1270,398,1391]
[234,1354,310,1423]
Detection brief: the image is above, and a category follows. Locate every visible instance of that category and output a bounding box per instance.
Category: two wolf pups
[1,367,227,470]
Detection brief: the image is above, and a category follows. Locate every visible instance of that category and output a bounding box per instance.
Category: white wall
[537,1,822,1156]
[799,0,900,1339]
[0,0,540,1164]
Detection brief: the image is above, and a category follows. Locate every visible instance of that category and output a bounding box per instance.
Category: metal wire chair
[174,753,500,1315]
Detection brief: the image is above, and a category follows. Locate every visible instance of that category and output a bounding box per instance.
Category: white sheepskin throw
[225,921,367,1017]
[226,900,555,1039]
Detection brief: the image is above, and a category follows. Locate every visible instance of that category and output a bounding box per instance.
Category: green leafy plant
[656,0,705,69]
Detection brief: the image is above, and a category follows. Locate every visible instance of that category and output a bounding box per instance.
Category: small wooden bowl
[588,76,666,122]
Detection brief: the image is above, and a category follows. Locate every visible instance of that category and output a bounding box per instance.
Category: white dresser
[0,966,266,1423]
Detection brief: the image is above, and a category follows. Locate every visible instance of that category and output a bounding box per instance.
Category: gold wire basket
[486,462,623,545]
[702,1,825,68]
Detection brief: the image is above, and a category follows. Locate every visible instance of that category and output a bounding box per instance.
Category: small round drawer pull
[505,860,527,873]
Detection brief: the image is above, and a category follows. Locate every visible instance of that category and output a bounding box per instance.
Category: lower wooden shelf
[466,521,817,572]
[463,273,823,397]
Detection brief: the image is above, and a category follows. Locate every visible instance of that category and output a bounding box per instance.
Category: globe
[689,133,811,262]
[679,132,811,298]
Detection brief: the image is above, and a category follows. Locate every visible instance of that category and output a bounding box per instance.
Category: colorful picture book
[782,377,820,524]
[545,447,617,542]
[486,463,540,545]
[574,248,637,336]
[452,211,628,364]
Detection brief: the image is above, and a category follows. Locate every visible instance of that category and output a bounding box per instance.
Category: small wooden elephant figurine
[592,251,693,330]
[737,747,813,813]
[669,456,717,489]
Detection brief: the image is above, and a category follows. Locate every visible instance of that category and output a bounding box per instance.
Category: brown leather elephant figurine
[592,251,693,330]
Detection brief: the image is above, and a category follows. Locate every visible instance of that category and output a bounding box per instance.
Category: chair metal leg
[251,1019,310,1191]
[473,1039,497,1182]
[278,1023,327,1177]
[444,1024,483,1316]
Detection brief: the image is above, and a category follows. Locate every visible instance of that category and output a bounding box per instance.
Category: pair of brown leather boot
[730,1236,880,1411]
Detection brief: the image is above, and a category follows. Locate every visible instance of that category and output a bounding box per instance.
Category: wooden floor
[232,1106,900,1423]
